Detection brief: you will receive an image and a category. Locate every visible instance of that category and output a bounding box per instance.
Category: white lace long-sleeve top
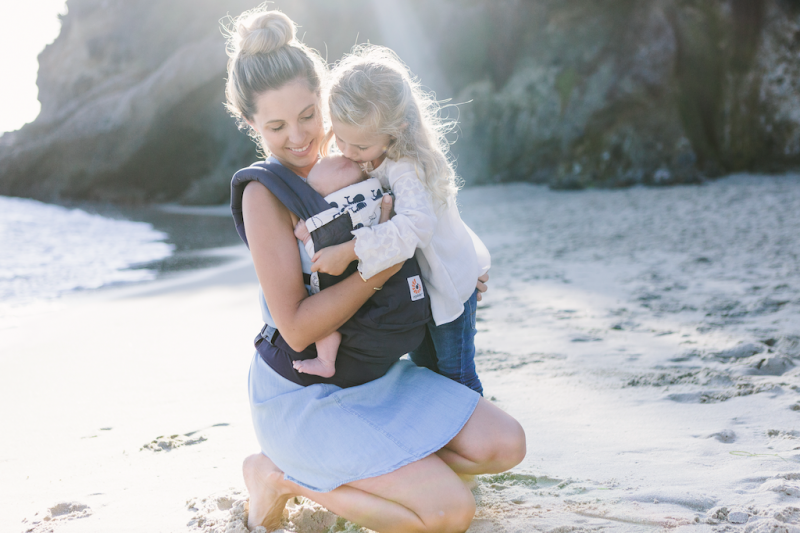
[352,157,491,325]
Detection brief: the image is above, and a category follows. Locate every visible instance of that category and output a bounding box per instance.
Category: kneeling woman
[225,7,526,532]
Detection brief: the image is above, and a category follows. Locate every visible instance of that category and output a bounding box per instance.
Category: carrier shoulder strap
[230,161,332,248]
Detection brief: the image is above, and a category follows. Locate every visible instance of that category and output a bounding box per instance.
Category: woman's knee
[417,488,475,533]
[496,417,527,470]
[476,413,526,472]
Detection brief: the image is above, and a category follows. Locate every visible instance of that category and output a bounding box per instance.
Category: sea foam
[0,196,173,303]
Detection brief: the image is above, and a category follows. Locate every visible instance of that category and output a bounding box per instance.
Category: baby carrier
[231,161,432,378]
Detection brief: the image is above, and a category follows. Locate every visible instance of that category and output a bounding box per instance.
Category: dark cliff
[1,0,799,204]
[0,0,259,204]
[442,0,800,188]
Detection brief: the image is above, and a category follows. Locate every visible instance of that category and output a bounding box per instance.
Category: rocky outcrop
[0,0,258,204]
[432,0,800,188]
[723,0,800,171]
[449,1,693,188]
[1,0,799,203]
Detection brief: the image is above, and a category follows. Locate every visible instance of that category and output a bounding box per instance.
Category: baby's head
[307,155,365,197]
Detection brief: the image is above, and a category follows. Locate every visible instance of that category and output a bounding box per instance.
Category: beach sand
[3,174,800,532]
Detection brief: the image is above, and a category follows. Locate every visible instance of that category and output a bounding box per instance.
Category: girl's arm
[312,162,432,279]
[310,163,436,278]
[353,164,436,279]
[242,181,401,352]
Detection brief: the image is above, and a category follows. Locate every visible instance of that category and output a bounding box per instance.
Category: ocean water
[0,196,174,303]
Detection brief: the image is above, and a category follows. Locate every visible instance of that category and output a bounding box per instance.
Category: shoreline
[0,196,246,311]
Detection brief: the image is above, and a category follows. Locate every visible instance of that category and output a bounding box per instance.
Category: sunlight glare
[0,0,67,134]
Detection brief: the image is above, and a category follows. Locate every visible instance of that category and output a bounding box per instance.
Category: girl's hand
[476,271,489,301]
[311,241,358,275]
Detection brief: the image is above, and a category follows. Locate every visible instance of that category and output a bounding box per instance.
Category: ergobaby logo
[407,275,424,301]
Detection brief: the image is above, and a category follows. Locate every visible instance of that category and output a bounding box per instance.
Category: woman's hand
[476,271,489,302]
[311,241,357,275]
[378,194,394,223]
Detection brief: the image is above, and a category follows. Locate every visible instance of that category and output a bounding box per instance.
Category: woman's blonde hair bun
[236,10,296,56]
[224,5,327,154]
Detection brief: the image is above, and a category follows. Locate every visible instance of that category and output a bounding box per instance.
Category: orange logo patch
[407,275,424,301]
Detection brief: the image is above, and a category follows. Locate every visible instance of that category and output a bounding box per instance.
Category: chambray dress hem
[248,352,480,493]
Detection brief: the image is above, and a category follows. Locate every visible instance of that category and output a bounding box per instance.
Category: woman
[225,7,526,532]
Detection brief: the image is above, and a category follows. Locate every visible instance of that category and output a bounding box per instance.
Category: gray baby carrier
[231,161,431,380]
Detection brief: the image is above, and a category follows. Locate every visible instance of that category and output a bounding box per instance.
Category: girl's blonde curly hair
[327,45,459,207]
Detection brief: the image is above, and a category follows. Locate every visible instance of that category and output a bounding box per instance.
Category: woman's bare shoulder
[243,179,277,205]
[242,180,299,235]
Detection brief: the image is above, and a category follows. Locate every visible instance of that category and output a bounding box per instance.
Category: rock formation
[441,0,800,188]
[1,0,799,204]
[0,0,258,204]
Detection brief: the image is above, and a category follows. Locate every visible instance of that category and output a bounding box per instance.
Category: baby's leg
[292,331,340,378]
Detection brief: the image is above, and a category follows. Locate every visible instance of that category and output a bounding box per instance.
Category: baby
[292,155,388,377]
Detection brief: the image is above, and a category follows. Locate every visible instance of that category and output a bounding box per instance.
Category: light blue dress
[247,159,480,493]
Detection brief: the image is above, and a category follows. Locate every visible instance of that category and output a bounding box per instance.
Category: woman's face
[247,78,324,178]
[331,119,392,170]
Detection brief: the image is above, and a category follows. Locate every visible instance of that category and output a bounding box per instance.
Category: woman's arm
[242,181,401,352]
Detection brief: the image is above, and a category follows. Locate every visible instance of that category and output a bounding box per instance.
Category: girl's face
[247,78,324,178]
[331,119,392,169]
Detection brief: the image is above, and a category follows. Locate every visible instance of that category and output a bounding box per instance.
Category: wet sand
[3,174,800,532]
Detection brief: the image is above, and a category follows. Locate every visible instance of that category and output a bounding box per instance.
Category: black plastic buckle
[260,324,279,345]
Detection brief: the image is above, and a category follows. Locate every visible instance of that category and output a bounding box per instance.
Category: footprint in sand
[186,491,249,532]
[760,477,800,497]
[707,429,737,443]
[734,354,795,376]
[22,502,92,532]
[186,491,359,533]
[141,433,207,452]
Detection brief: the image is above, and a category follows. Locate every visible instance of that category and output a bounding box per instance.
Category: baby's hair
[327,45,459,206]
[222,4,327,154]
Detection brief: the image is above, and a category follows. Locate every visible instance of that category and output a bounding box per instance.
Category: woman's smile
[286,143,312,155]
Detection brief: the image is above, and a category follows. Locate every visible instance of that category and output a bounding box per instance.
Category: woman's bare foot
[243,453,294,531]
[292,357,336,378]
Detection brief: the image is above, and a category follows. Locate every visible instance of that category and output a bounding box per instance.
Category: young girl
[310,45,491,395]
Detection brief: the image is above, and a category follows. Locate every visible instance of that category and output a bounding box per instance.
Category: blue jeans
[409,289,483,396]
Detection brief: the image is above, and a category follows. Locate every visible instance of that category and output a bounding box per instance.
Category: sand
[2,174,800,532]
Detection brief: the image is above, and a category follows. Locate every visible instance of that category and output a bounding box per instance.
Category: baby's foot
[243,453,293,532]
[293,357,336,378]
